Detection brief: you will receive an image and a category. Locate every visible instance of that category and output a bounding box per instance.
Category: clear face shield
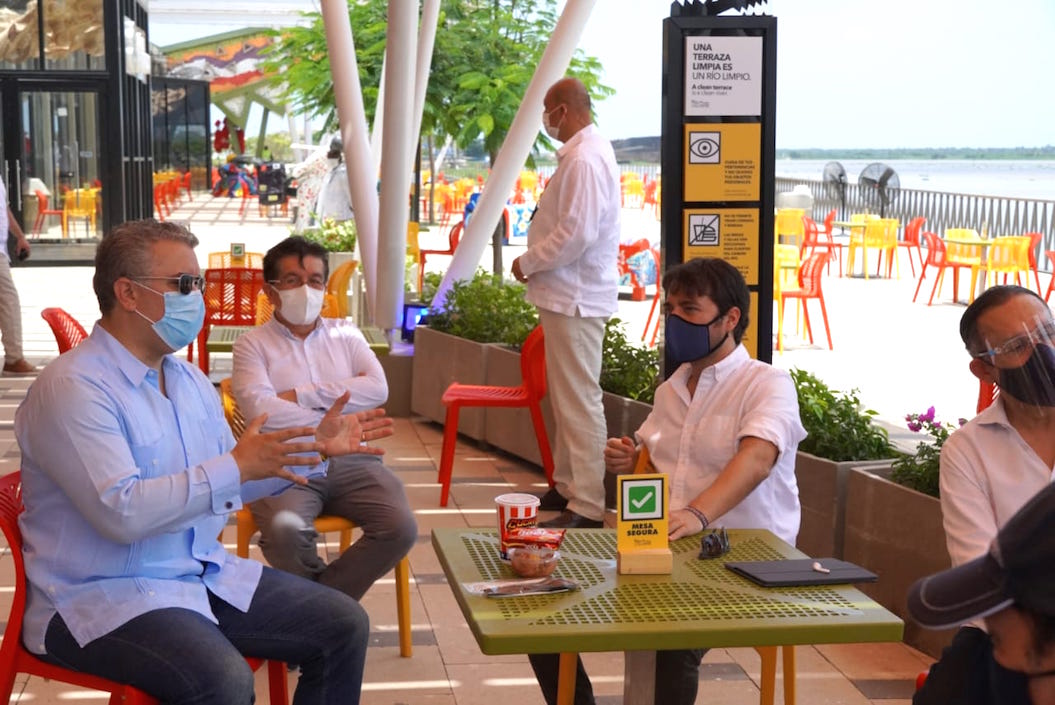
[974,317,1055,407]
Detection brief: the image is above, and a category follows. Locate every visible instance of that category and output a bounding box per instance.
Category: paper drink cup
[495,493,540,559]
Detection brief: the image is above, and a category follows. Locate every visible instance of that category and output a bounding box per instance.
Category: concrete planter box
[843,467,955,658]
[794,452,898,560]
[410,326,489,440]
[482,344,556,466]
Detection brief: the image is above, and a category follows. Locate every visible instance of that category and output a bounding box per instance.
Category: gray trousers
[250,454,417,600]
[0,256,24,363]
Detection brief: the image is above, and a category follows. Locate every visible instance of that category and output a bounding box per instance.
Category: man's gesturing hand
[230,414,322,486]
[315,391,395,457]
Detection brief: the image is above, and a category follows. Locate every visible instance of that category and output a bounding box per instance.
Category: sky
[150,0,1055,150]
[576,0,1055,148]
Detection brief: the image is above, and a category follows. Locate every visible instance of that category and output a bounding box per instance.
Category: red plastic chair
[196,267,264,374]
[32,190,65,237]
[977,381,997,413]
[801,215,843,275]
[777,252,833,353]
[898,216,927,277]
[418,220,462,292]
[914,232,979,305]
[1024,232,1042,294]
[641,247,662,347]
[0,471,290,705]
[182,171,193,201]
[437,326,554,506]
[40,307,88,353]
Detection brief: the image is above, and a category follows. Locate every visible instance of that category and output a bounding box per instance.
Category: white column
[370,55,386,178]
[431,0,599,308]
[375,0,418,334]
[408,0,440,175]
[321,0,380,321]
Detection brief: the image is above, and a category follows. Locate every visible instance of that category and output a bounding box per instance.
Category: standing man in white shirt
[0,175,36,375]
[511,76,621,529]
[232,236,416,600]
[529,257,806,705]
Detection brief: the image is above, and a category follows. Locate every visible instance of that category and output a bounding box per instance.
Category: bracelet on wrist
[684,505,709,530]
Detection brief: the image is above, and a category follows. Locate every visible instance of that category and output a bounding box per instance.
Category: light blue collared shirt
[15,324,307,654]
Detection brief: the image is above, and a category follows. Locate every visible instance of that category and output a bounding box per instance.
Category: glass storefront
[0,0,151,264]
[152,77,212,193]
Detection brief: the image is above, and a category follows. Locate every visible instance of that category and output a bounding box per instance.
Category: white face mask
[277,284,325,326]
[543,106,563,140]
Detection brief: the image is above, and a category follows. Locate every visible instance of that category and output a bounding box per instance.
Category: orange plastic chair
[1045,250,1055,303]
[218,380,413,657]
[208,251,264,269]
[914,232,981,305]
[641,247,663,347]
[800,216,842,275]
[898,217,926,277]
[777,252,832,353]
[418,220,462,292]
[437,326,555,507]
[977,381,997,413]
[196,267,264,374]
[40,307,88,353]
[32,190,64,236]
[0,471,291,705]
[182,171,193,200]
[1025,232,1043,294]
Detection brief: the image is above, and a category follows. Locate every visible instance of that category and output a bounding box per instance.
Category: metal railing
[777,177,1055,261]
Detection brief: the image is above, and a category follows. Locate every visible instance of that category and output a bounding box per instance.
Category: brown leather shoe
[538,510,603,529]
[2,359,37,376]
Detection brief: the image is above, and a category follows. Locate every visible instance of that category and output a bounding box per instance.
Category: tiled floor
[0,195,946,703]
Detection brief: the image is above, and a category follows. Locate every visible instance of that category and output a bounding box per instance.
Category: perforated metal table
[431,528,903,705]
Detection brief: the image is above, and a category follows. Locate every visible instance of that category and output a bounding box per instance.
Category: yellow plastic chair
[983,235,1032,291]
[943,229,985,303]
[871,218,901,279]
[218,378,413,658]
[63,188,98,237]
[208,251,263,269]
[844,213,881,277]
[326,261,359,319]
[774,208,805,248]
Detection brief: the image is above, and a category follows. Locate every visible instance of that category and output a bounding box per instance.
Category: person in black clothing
[908,482,1055,705]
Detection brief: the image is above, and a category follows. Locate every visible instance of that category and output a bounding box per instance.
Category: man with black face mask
[528,258,806,705]
[917,285,1055,703]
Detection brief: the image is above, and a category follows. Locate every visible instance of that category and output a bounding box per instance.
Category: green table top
[431,528,903,655]
[205,325,252,353]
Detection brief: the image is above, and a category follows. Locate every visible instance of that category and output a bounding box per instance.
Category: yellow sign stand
[616,448,672,574]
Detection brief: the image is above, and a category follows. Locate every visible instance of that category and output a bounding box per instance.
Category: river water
[775,159,1055,201]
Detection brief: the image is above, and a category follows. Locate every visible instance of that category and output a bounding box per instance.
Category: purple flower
[907,420,923,433]
[920,406,936,424]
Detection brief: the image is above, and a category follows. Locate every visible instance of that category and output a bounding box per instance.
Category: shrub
[426,269,538,347]
[791,368,900,462]
[600,318,659,403]
[300,218,357,252]
[889,407,965,498]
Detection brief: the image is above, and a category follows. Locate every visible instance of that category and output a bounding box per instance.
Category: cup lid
[494,492,540,506]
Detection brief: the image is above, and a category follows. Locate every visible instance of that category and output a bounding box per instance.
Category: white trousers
[539,308,607,521]
[0,257,24,363]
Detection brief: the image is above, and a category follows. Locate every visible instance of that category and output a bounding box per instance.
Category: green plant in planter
[600,318,660,403]
[426,269,538,346]
[790,368,899,462]
[889,407,965,498]
[301,218,357,253]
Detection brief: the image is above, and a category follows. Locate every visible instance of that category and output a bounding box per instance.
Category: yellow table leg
[757,646,777,705]
[395,556,412,658]
[557,652,577,705]
[783,645,796,705]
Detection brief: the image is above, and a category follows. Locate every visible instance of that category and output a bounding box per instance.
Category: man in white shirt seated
[233,236,417,600]
[529,257,806,705]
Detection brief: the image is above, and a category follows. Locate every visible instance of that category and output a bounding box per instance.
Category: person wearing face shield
[232,236,416,602]
[313,136,354,225]
[914,285,1055,703]
[510,77,621,530]
[528,258,806,705]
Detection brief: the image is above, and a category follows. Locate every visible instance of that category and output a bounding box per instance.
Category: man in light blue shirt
[16,219,390,704]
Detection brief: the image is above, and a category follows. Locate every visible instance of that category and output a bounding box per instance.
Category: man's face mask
[977,318,1055,407]
[665,311,728,366]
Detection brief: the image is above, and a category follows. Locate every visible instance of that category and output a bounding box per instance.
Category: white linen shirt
[635,345,806,544]
[519,124,621,317]
[232,317,388,433]
[940,397,1055,569]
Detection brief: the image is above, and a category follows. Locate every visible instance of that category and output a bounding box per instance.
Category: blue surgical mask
[665,312,727,366]
[133,283,206,351]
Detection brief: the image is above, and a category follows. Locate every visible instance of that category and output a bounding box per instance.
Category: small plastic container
[508,546,560,578]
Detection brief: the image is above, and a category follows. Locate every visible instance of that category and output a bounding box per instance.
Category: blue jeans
[41,567,369,704]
